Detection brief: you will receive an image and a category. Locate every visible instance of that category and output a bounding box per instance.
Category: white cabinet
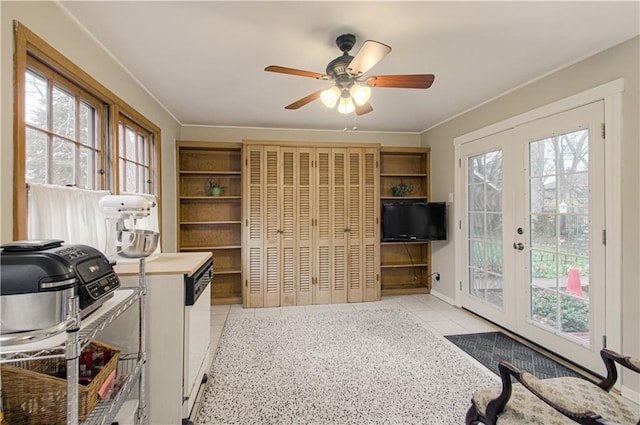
[111,252,212,425]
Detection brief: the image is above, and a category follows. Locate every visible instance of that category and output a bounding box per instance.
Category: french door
[459,101,606,374]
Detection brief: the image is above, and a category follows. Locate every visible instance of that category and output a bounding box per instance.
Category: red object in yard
[567,268,585,298]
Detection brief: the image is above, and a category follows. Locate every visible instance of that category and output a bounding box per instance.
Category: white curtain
[28,184,111,252]
[27,185,161,255]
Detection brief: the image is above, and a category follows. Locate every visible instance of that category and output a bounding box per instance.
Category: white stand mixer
[99,195,160,262]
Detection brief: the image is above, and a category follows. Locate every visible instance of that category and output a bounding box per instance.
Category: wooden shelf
[180,221,241,225]
[181,245,241,251]
[177,141,243,305]
[179,196,241,201]
[382,287,430,296]
[179,170,241,175]
[381,263,429,269]
[213,267,241,275]
[381,196,428,201]
[212,296,242,305]
[379,147,431,296]
[380,173,427,177]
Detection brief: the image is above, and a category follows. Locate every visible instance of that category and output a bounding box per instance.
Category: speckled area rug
[197,309,498,425]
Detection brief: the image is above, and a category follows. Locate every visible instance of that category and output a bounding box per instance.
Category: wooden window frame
[25,58,107,189]
[13,21,162,240]
[118,114,156,195]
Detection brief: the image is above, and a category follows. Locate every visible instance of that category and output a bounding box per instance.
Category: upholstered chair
[465,348,640,425]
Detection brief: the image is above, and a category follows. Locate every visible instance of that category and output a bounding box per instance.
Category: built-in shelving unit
[177,141,242,304]
[379,147,432,295]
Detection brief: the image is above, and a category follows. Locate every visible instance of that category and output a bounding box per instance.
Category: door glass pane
[468,150,503,308]
[529,130,590,345]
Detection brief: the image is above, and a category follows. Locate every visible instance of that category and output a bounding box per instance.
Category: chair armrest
[598,348,640,391]
[483,361,521,423]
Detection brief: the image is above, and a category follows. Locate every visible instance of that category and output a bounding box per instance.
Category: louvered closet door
[347,149,364,302]
[263,146,281,307]
[280,148,296,306]
[346,148,380,302]
[244,146,264,307]
[296,148,314,305]
[315,148,333,304]
[362,148,380,301]
[314,148,348,304]
[331,149,348,304]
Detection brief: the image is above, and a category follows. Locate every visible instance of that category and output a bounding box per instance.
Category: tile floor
[209,294,498,357]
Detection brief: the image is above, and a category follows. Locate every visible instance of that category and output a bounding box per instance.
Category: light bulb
[337,97,355,114]
[350,84,371,106]
[320,86,340,108]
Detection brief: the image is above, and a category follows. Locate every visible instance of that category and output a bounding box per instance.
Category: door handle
[513,242,524,251]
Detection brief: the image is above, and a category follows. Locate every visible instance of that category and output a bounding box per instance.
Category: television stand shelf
[379,147,431,296]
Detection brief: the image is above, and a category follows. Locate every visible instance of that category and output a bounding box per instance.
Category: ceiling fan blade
[265,65,327,80]
[355,102,373,116]
[366,74,435,89]
[284,89,324,110]
[347,40,392,76]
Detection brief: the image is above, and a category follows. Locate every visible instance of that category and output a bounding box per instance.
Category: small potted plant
[391,182,413,197]
[208,180,223,196]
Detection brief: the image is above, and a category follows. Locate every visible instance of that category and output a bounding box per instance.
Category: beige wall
[422,36,639,390]
[0,1,181,248]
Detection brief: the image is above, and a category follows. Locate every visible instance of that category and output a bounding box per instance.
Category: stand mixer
[99,195,159,262]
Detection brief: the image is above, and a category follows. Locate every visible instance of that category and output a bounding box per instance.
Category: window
[13,21,162,239]
[118,116,155,194]
[25,60,105,189]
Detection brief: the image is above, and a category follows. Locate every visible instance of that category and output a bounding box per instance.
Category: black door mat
[445,331,587,380]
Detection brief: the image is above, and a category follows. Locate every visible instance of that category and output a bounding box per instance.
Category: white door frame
[454,78,624,355]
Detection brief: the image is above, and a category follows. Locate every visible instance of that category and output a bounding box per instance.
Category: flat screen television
[382,202,447,242]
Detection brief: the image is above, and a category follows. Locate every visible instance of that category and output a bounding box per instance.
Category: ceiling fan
[265,33,435,115]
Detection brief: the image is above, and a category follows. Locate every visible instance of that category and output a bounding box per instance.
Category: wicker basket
[1,340,120,425]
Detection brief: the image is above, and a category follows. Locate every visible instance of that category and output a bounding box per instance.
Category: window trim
[25,59,107,189]
[13,21,162,240]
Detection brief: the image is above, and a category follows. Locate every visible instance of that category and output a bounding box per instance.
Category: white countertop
[113,252,212,277]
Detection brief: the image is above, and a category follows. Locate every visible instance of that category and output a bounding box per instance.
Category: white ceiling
[59,1,639,133]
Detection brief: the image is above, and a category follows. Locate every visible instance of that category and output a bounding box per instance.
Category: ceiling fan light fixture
[350,84,371,106]
[320,86,340,108]
[337,96,355,114]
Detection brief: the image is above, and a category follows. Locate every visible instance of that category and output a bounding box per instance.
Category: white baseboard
[621,385,640,405]
[430,290,457,306]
